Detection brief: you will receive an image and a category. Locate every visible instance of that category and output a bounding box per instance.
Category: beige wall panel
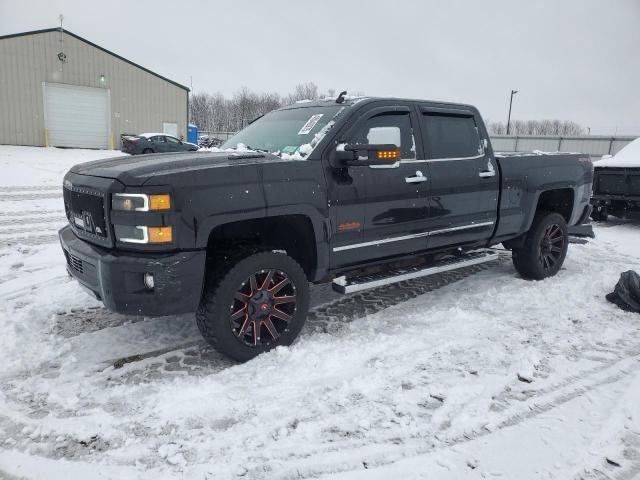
[0,30,187,148]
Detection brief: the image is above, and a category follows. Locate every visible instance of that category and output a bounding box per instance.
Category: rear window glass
[422,114,482,159]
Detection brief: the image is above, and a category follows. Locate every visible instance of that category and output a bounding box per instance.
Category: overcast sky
[2,0,639,134]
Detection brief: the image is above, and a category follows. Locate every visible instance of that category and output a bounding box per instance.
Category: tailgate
[594,167,640,196]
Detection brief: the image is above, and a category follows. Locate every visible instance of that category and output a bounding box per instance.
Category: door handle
[405,170,428,184]
[479,160,496,178]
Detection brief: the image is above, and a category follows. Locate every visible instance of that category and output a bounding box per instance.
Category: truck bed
[491,151,593,242]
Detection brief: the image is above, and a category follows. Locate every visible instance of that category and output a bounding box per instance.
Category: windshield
[221,105,344,157]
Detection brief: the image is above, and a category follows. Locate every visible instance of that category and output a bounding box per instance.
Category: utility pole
[506,89,518,135]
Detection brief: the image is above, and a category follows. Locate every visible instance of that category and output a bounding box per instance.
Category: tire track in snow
[0,216,66,227]
[0,193,61,201]
[0,222,66,236]
[0,185,61,192]
[0,209,63,218]
[266,352,640,480]
[0,234,59,247]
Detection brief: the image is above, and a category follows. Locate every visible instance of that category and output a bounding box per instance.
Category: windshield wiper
[244,146,270,154]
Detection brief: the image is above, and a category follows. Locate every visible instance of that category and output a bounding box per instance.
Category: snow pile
[597,137,640,167]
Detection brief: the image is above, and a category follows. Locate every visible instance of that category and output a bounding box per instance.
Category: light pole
[506,89,518,135]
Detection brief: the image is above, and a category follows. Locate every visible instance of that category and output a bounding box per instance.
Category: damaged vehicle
[591,138,640,221]
[59,95,593,361]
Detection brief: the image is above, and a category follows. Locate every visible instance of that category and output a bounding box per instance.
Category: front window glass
[166,136,180,144]
[221,105,345,157]
[348,112,416,159]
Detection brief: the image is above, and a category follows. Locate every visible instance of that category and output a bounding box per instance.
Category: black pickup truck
[59,96,593,361]
[590,139,640,221]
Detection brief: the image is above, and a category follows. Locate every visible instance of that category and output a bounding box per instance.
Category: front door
[329,104,431,268]
[417,107,499,249]
[150,135,168,152]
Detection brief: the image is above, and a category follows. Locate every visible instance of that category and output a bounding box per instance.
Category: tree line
[189,82,341,133]
[190,83,587,137]
[487,119,585,136]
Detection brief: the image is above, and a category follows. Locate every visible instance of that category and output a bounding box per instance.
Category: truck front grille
[63,188,108,237]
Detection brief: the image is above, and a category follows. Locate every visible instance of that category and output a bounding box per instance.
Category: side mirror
[330,143,401,168]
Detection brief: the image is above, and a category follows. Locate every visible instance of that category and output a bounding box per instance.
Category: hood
[70,151,293,186]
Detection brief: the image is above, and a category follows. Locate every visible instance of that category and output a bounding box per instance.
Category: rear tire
[512,212,568,280]
[196,248,310,362]
[591,207,608,222]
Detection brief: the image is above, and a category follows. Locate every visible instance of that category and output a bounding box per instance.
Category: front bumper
[59,225,206,316]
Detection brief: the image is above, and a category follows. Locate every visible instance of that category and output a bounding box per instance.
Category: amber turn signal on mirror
[376,149,401,160]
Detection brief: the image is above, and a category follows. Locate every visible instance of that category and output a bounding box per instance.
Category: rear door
[329,103,431,267]
[417,107,498,249]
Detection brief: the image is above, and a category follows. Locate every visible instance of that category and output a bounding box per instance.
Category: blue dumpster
[187,124,198,144]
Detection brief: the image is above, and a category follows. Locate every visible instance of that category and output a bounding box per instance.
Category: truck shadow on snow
[52,257,509,382]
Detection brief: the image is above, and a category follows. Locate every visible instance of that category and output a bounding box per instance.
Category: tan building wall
[0,29,188,148]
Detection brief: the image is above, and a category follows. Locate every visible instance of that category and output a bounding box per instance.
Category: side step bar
[332,249,501,294]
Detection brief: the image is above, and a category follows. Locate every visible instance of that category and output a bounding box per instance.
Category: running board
[332,249,500,294]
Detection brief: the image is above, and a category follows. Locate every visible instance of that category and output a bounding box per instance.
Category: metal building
[0,28,189,149]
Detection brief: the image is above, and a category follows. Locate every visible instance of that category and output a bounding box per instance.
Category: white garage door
[44,83,110,149]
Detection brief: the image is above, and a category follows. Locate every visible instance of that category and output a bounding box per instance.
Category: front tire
[196,249,310,362]
[512,212,568,280]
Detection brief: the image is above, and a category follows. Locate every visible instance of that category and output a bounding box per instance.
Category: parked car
[591,138,640,221]
[121,133,198,155]
[60,96,593,362]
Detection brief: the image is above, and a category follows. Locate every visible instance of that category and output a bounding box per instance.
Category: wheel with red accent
[196,249,309,362]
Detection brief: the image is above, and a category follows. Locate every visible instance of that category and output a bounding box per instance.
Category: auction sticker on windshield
[298,114,323,135]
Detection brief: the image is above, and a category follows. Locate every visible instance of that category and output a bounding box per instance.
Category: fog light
[143,272,155,290]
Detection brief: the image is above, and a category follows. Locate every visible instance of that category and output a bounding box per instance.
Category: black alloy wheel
[512,211,569,280]
[230,269,297,347]
[196,249,310,362]
[539,223,565,272]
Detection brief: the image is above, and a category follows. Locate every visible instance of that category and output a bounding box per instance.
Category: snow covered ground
[1,146,640,479]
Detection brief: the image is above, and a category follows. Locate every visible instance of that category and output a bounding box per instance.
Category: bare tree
[190,82,346,134]
[284,82,319,104]
[487,119,585,136]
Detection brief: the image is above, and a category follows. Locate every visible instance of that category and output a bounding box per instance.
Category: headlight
[112,193,171,212]
[114,225,173,244]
